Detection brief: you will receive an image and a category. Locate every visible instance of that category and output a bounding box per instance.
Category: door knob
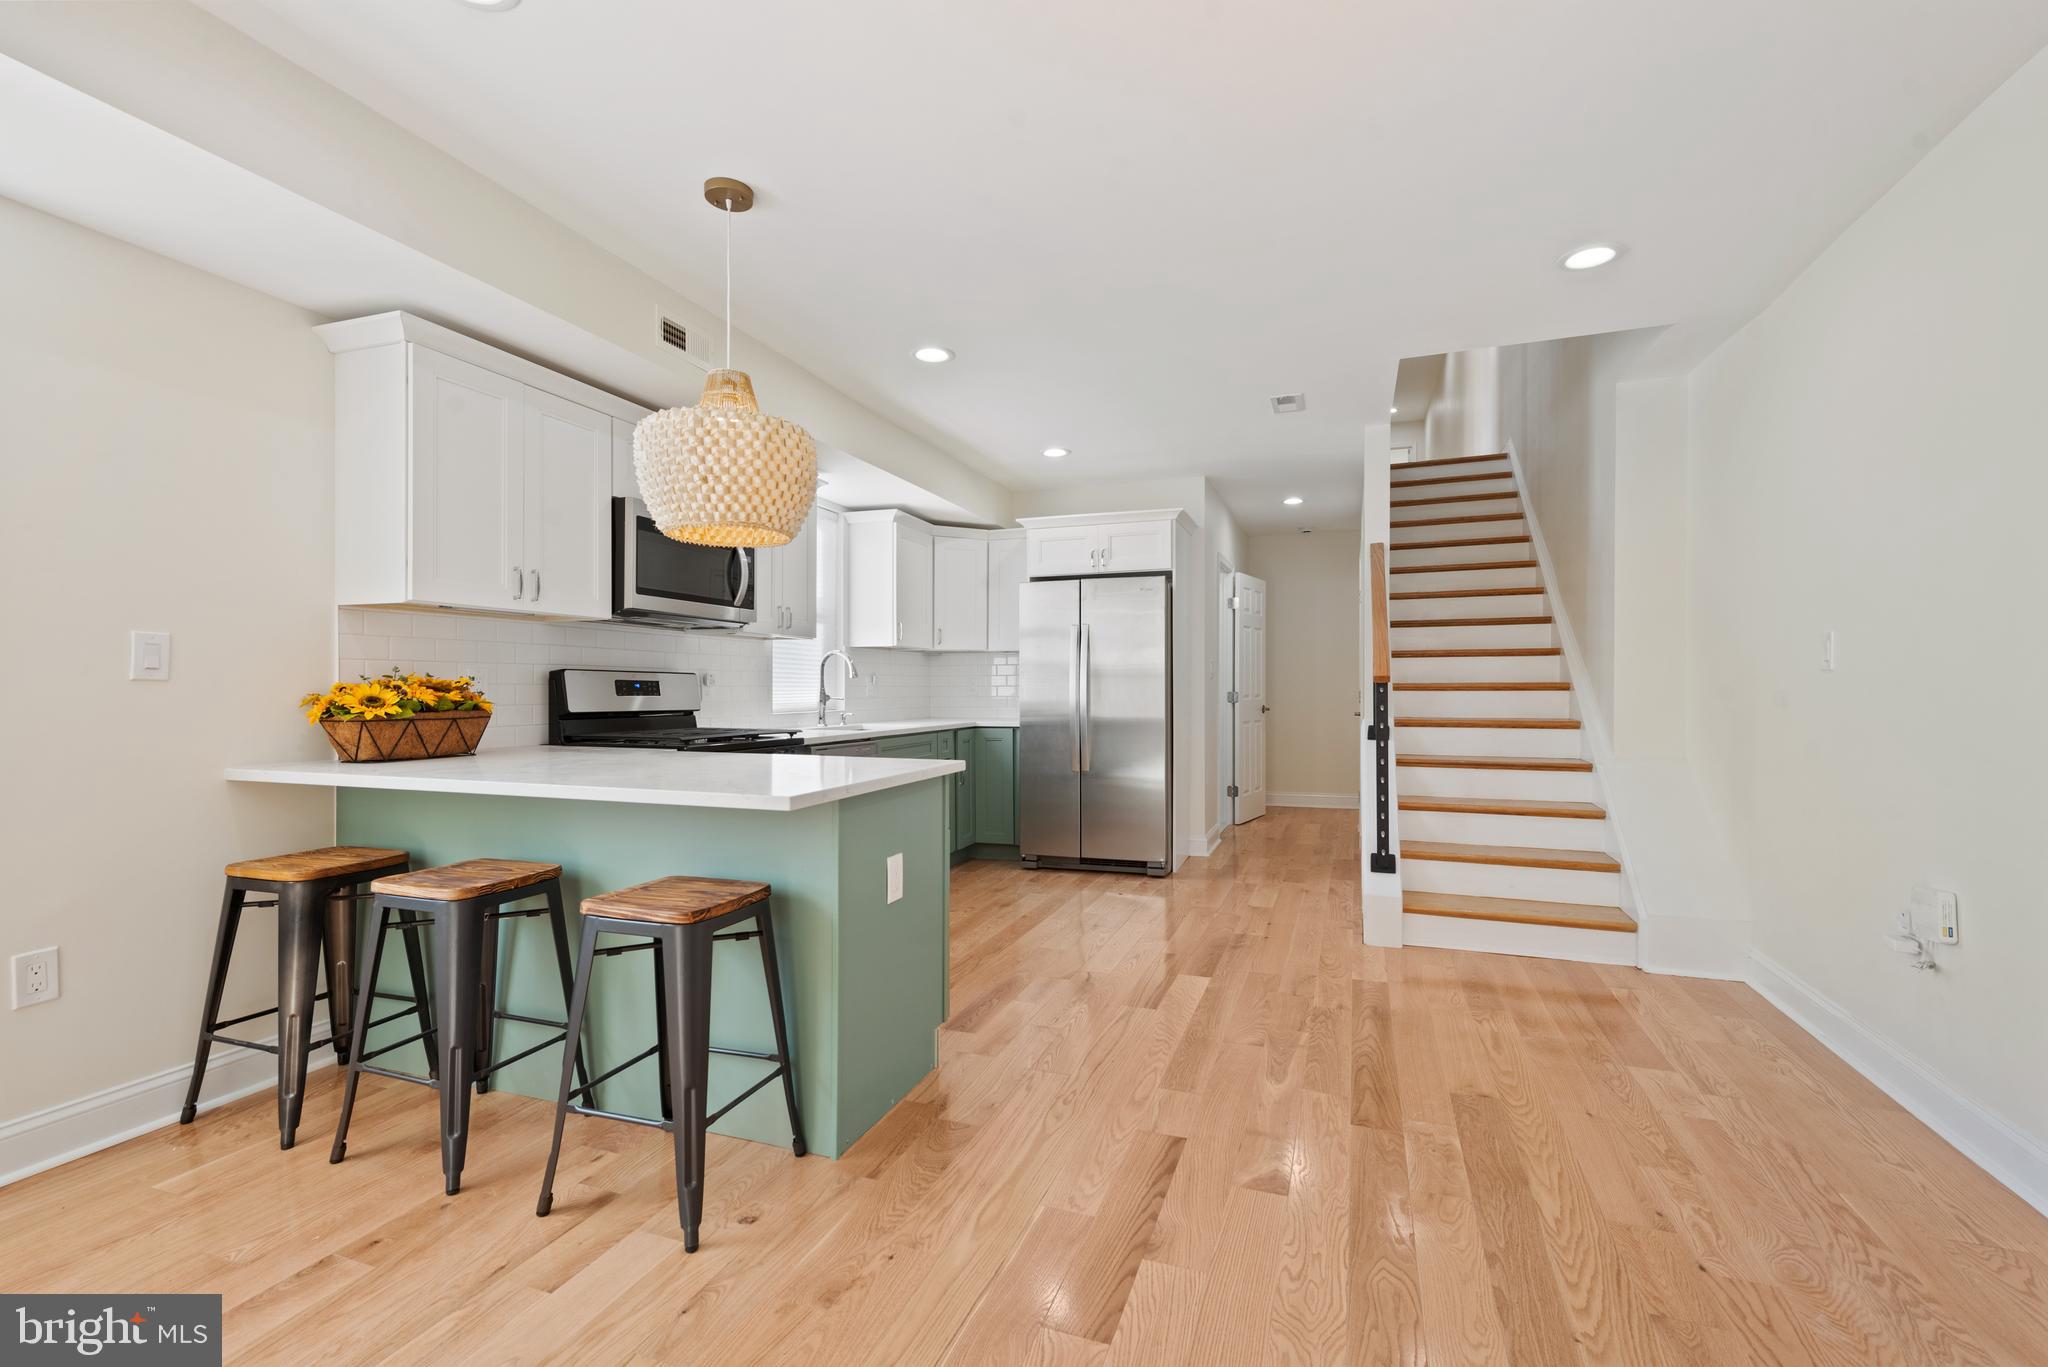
[1261,705,1271,713]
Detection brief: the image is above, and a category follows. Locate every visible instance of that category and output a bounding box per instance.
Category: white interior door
[1232,572,1268,824]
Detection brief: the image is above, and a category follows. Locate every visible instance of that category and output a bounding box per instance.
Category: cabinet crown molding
[316,311,654,425]
[1015,507,1194,533]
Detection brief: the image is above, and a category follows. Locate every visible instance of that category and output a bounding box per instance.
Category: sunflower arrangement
[300,672,494,725]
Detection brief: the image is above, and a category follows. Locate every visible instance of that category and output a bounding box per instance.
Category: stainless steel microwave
[612,497,755,629]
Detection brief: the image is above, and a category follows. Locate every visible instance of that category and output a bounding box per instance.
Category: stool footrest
[210,993,330,1032]
[567,1101,668,1131]
[359,1029,433,1063]
[710,1044,781,1062]
[352,1062,436,1088]
[705,1064,786,1127]
[474,1032,567,1080]
[363,1005,423,1033]
[205,1033,338,1055]
[569,1044,662,1100]
[494,1009,568,1029]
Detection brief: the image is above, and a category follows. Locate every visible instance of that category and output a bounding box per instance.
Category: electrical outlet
[1894,905,1914,936]
[1934,890,1959,944]
[885,853,904,904]
[11,947,60,1008]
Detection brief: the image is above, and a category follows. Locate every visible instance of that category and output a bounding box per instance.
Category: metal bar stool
[536,877,805,1252]
[181,845,424,1149]
[328,859,589,1195]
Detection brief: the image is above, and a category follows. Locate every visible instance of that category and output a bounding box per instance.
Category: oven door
[614,498,756,626]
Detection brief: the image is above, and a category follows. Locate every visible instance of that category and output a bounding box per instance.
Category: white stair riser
[1391,517,1527,543]
[1389,565,1542,593]
[1391,654,1566,683]
[1394,764,1601,802]
[1397,808,1612,850]
[1396,724,1584,758]
[1388,539,1535,567]
[1396,459,1511,482]
[1401,858,1624,904]
[1392,689,1574,720]
[1390,493,1521,518]
[1391,592,1547,621]
[1390,622,1556,650]
[1402,914,1636,966]
[1390,475,1518,503]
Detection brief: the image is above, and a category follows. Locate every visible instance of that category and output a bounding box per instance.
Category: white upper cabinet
[521,387,613,619]
[986,531,1026,652]
[932,533,989,651]
[407,347,525,611]
[743,505,818,639]
[1020,512,1183,578]
[1026,523,1098,578]
[845,510,935,649]
[321,313,655,620]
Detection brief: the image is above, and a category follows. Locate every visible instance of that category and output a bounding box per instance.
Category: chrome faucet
[818,649,859,726]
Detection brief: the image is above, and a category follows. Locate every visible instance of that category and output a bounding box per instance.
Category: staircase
[1385,452,1636,962]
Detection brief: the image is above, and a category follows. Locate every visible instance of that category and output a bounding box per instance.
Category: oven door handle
[733,547,751,607]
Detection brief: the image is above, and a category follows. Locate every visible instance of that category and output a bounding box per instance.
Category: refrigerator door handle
[1078,623,1092,772]
[1069,622,1083,772]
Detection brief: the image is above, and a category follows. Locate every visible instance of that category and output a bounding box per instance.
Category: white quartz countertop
[799,717,1017,743]
[225,747,963,812]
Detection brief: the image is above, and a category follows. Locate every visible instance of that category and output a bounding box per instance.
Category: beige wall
[1244,531,1362,803]
[1685,45,2048,1145]
[0,198,337,1128]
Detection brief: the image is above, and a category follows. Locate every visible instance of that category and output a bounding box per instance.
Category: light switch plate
[129,630,171,681]
[886,853,904,904]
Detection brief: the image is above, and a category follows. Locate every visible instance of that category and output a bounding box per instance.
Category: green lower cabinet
[972,727,1018,845]
[952,729,977,854]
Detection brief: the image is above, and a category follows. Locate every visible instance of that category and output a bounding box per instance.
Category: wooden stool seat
[581,877,771,925]
[224,846,408,883]
[372,858,563,902]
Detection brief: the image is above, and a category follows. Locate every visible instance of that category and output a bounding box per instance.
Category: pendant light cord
[724,196,733,370]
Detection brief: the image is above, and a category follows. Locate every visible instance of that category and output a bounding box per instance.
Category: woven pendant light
[634,178,816,548]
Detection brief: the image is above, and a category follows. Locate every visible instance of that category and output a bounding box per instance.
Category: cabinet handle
[897,619,903,646]
[936,625,943,646]
[512,565,524,600]
[530,568,541,603]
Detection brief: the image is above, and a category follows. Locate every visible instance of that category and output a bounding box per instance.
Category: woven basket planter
[320,710,491,762]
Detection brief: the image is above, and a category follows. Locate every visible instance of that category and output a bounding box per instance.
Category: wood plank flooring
[5,807,2044,1364]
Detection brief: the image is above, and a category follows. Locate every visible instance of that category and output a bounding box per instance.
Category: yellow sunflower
[349,682,404,719]
[402,679,442,706]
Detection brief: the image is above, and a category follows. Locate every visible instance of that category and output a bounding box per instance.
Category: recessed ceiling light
[454,0,521,9]
[912,345,953,363]
[1282,496,1304,506]
[1561,243,1621,271]
[1042,447,1069,459]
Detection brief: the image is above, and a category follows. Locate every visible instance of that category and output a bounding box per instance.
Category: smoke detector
[1269,393,1307,415]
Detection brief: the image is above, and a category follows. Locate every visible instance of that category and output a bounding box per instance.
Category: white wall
[1685,47,2048,1152]
[1421,346,1502,461]
[0,198,335,1129]
[1243,532,1362,804]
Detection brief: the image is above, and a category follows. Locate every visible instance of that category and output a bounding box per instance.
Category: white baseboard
[1403,912,1636,965]
[0,1038,331,1188]
[1183,824,1224,858]
[1269,792,1361,810]
[1637,913,1750,980]
[1746,950,2048,1217]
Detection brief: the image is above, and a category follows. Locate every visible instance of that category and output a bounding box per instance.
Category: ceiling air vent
[659,317,690,353]
[1270,392,1307,414]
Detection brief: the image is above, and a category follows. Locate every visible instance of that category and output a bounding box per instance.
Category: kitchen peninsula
[224,747,960,1157]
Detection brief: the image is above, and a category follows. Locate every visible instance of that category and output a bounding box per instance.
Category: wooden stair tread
[1401,840,1621,873]
[1390,559,1539,574]
[1391,586,1544,601]
[1393,681,1570,691]
[1404,890,1634,933]
[1398,716,1580,729]
[1391,512,1526,530]
[1401,796,1606,819]
[1395,452,1510,470]
[1397,754,1593,772]
[1391,615,1553,628]
[1392,647,1562,658]
[1390,471,1518,490]
[1392,492,1522,509]
[1388,535,1533,551]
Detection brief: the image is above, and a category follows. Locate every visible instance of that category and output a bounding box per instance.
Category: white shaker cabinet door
[521,385,613,620]
[986,534,1026,651]
[932,534,989,651]
[408,346,524,611]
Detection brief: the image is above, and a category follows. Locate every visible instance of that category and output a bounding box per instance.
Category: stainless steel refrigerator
[1018,574,1172,875]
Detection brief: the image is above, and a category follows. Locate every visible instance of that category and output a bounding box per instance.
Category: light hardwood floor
[6,807,2045,1364]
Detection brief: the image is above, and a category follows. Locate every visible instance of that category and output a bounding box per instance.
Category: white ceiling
[198,0,2046,531]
